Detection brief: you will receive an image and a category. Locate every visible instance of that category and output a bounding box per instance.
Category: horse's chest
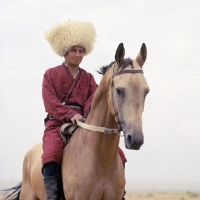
[63,169,125,199]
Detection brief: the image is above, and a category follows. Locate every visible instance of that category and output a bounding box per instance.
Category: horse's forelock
[122,58,133,70]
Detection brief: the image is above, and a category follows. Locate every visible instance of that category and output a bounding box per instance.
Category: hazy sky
[0,0,200,192]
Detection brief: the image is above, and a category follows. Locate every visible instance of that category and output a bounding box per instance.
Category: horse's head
[108,43,149,150]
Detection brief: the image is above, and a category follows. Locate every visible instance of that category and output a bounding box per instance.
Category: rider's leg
[42,161,62,200]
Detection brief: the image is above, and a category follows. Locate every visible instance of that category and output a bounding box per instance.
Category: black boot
[43,175,62,200]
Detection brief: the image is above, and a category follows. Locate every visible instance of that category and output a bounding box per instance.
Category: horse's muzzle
[124,130,144,150]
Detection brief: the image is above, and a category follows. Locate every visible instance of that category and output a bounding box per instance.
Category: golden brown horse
[3,43,149,200]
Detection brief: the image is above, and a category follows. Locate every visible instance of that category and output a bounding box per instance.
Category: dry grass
[1,191,200,200]
[0,194,5,200]
[125,191,200,200]
[0,194,4,200]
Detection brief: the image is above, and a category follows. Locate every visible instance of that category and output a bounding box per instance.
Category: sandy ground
[125,191,200,200]
[1,191,200,200]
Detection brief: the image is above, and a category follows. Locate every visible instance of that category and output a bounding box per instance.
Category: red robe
[42,64,97,165]
[118,147,127,163]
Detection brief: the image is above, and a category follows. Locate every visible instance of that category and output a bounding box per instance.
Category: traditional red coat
[42,64,97,165]
[118,147,127,163]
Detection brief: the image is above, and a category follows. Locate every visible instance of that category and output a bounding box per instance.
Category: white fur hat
[44,20,96,56]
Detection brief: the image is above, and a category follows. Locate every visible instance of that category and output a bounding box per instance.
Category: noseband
[109,64,143,130]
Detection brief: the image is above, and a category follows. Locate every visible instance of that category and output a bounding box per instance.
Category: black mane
[97,58,133,75]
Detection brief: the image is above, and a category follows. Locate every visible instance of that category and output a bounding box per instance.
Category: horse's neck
[84,73,120,162]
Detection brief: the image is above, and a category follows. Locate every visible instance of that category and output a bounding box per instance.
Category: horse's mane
[97,58,133,75]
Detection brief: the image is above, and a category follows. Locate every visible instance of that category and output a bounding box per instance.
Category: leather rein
[60,66,143,136]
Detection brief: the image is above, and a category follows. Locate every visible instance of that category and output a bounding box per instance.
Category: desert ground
[125,191,200,200]
[1,191,200,200]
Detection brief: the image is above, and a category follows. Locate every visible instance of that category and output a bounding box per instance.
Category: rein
[76,120,121,134]
[60,120,122,136]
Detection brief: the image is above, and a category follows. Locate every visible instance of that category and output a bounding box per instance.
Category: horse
[2,42,149,200]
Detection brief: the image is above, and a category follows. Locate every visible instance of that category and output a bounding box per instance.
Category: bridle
[108,63,143,134]
[61,63,143,136]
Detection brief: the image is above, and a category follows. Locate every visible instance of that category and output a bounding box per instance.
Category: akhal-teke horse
[3,43,149,200]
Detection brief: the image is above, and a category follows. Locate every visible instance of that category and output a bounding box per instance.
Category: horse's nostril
[127,135,132,143]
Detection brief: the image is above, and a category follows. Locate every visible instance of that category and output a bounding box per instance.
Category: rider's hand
[70,114,84,124]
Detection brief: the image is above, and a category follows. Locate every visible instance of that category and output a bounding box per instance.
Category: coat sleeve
[42,69,78,123]
[118,147,127,163]
[83,74,98,117]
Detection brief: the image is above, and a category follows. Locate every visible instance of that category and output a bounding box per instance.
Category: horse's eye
[116,88,120,95]
[116,88,122,96]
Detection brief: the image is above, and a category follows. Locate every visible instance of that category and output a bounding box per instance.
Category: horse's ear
[115,43,125,67]
[136,43,147,68]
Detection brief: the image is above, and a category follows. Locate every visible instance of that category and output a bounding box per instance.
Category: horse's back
[20,143,45,200]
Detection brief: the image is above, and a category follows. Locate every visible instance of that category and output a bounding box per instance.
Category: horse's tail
[1,182,21,200]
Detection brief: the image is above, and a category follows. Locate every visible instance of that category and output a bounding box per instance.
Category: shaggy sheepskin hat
[45,20,96,56]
